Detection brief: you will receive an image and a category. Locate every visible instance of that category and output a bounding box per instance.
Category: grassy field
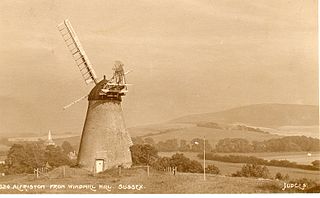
[211,151,320,165]
[129,123,280,146]
[276,125,319,138]
[0,166,305,194]
[159,152,320,181]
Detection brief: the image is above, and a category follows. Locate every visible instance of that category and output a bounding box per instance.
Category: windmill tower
[57,19,133,173]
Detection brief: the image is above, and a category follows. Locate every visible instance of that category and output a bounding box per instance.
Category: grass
[159,152,320,181]
[129,123,280,146]
[0,166,295,194]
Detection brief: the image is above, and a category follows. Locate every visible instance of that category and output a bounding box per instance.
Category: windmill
[57,19,133,173]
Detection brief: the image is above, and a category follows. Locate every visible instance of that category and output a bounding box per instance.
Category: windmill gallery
[57,20,133,173]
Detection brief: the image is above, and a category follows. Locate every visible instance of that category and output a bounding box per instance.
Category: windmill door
[95,159,104,173]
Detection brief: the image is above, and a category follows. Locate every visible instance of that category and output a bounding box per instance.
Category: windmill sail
[63,95,88,110]
[57,19,98,85]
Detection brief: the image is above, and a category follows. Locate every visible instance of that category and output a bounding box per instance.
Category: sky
[0,0,318,136]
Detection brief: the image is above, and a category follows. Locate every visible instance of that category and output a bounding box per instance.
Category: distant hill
[128,122,281,147]
[2,103,318,151]
[171,104,319,128]
[128,104,319,145]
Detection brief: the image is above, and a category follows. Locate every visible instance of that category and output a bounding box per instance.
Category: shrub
[130,144,158,166]
[275,172,289,180]
[232,164,270,178]
[152,153,203,173]
[311,160,320,167]
[206,164,220,174]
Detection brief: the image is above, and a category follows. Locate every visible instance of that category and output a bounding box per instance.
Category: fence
[130,165,150,176]
[33,167,49,179]
[164,167,177,175]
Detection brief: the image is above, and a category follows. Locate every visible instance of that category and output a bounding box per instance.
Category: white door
[95,159,104,173]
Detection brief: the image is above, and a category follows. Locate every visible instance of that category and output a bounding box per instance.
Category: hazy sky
[0,0,318,136]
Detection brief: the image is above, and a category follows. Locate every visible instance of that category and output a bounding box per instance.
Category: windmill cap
[88,79,123,102]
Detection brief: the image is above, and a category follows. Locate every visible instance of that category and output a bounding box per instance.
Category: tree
[6,144,30,174]
[5,143,72,175]
[155,139,179,152]
[232,164,270,178]
[152,157,171,171]
[263,136,320,152]
[44,145,71,168]
[190,138,212,152]
[216,138,253,153]
[6,143,46,174]
[311,160,320,167]
[179,139,190,151]
[62,141,74,154]
[130,144,158,165]
[24,143,46,168]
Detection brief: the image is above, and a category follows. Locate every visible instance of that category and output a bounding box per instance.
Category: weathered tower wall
[77,100,132,172]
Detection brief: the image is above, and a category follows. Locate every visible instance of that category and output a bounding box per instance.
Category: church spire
[48,130,52,141]
[46,130,55,146]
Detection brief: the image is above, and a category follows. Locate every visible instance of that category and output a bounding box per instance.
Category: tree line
[197,153,320,171]
[132,135,320,153]
[132,137,213,152]
[0,141,76,174]
[130,144,219,174]
[215,136,320,152]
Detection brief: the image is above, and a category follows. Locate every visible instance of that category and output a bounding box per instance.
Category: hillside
[171,104,319,127]
[128,104,319,144]
[128,122,280,147]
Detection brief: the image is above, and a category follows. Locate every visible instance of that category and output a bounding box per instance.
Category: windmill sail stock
[57,19,98,85]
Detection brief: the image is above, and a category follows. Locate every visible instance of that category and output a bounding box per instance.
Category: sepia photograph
[0,0,319,195]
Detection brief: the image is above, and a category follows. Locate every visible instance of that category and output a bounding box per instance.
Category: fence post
[147,165,150,177]
[62,166,66,178]
[118,166,122,176]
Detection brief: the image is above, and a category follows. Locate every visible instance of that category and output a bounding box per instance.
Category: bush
[130,144,158,166]
[311,160,320,167]
[0,164,7,175]
[275,172,289,180]
[206,164,220,174]
[152,153,203,173]
[232,164,270,178]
